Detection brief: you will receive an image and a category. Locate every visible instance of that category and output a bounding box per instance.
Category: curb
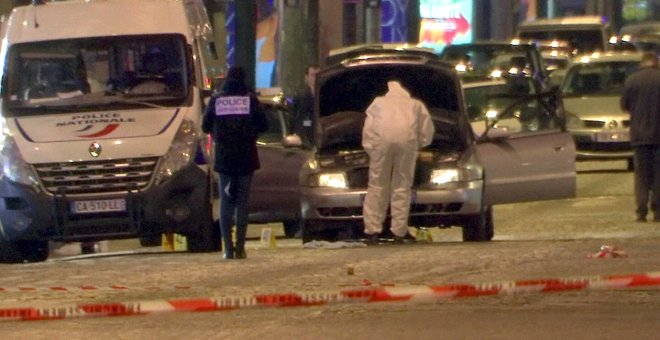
[1,271,659,322]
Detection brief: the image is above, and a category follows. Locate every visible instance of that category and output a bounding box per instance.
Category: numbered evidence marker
[260,228,277,249]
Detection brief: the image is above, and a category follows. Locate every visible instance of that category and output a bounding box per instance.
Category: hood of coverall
[362,80,421,146]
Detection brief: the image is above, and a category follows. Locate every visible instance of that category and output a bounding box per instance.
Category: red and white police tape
[1,271,659,322]
[0,284,192,293]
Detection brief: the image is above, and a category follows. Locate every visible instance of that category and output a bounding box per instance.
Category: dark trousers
[218,173,253,254]
[633,145,660,219]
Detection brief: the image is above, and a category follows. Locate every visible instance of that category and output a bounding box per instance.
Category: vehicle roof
[571,51,645,64]
[445,40,538,48]
[4,0,197,43]
[326,43,438,65]
[461,78,507,89]
[517,16,606,30]
[257,89,286,107]
[620,21,660,36]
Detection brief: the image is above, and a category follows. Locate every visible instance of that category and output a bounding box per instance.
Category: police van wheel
[0,239,49,263]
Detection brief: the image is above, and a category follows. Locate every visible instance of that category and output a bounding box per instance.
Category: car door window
[258,105,288,144]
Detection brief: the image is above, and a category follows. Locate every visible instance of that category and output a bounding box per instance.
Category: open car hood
[315,53,466,151]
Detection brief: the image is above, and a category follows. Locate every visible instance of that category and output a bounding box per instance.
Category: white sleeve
[417,102,435,148]
[362,101,378,151]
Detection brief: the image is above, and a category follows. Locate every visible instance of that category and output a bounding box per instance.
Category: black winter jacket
[620,66,660,146]
[202,81,268,176]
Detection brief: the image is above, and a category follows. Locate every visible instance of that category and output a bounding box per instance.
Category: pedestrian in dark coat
[620,52,660,222]
[291,63,320,146]
[202,66,268,259]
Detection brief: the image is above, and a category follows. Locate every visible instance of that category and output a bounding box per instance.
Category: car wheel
[301,220,321,243]
[0,239,49,263]
[282,220,301,238]
[462,205,494,242]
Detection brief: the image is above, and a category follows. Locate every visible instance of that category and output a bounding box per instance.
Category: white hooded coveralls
[362,81,435,237]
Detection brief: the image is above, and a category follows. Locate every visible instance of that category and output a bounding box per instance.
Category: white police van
[0,0,223,262]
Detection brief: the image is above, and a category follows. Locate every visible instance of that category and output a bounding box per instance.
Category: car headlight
[307,172,348,188]
[155,119,198,183]
[0,122,39,188]
[430,169,460,185]
[565,112,583,129]
[429,165,481,185]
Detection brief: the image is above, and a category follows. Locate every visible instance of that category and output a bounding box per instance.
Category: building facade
[2,0,657,94]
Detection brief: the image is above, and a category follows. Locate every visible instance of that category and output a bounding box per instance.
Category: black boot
[223,245,235,260]
[234,246,246,259]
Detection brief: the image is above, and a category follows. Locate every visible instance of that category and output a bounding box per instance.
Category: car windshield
[463,80,520,121]
[2,34,190,117]
[258,102,293,144]
[561,61,639,97]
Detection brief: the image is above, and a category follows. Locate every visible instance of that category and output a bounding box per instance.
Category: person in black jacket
[202,66,268,259]
[291,63,320,146]
[620,52,660,223]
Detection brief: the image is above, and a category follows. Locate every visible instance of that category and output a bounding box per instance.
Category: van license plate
[71,199,126,214]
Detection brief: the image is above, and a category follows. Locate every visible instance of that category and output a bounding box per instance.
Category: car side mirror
[282,134,302,147]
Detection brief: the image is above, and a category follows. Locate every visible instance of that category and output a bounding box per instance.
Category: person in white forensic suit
[362,80,435,244]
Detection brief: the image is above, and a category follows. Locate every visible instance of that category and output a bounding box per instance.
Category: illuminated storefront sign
[418,0,474,52]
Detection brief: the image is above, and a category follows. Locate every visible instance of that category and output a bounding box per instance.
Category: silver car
[561,51,644,169]
[251,49,575,243]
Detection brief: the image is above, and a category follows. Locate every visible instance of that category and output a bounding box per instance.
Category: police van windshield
[2,34,191,116]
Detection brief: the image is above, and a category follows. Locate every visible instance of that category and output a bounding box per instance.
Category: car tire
[283,220,301,238]
[462,205,494,242]
[0,239,49,263]
[301,220,321,244]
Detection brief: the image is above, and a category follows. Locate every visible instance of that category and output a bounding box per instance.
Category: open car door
[475,94,576,205]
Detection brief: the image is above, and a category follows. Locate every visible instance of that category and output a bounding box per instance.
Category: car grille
[583,120,605,128]
[346,167,428,188]
[582,120,630,129]
[33,157,159,195]
[575,141,631,152]
[317,202,462,218]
